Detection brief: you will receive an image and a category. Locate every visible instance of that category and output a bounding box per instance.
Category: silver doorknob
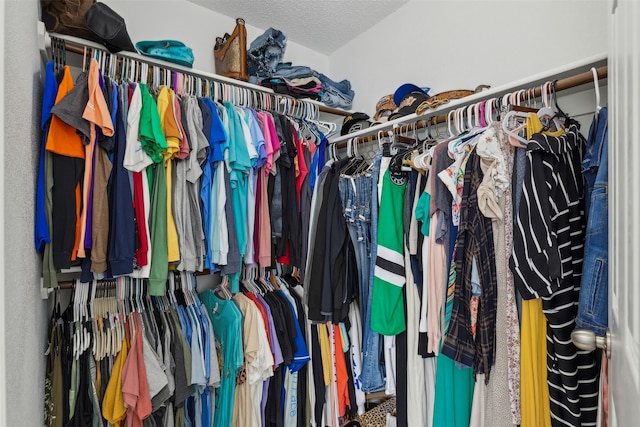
[571,328,611,359]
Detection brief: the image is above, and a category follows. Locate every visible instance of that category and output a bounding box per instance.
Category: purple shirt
[255,293,284,367]
[253,293,283,427]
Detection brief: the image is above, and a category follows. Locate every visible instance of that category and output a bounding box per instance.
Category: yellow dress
[520,298,551,427]
[519,113,564,427]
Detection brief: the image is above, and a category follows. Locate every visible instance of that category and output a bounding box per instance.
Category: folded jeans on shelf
[247,28,287,83]
[272,65,355,105]
[318,72,354,99]
[322,86,354,110]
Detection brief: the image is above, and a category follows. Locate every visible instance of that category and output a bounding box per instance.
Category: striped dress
[510,121,600,427]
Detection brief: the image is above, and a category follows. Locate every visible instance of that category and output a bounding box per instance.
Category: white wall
[330,0,608,115]
[106,0,331,75]
[0,0,5,423]
[2,0,50,426]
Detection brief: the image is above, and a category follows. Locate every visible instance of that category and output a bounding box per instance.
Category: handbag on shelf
[84,2,136,53]
[41,0,96,40]
[214,18,248,81]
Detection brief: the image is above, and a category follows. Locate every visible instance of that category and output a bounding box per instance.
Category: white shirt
[123,85,153,173]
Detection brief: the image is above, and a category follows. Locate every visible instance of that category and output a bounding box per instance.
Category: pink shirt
[121,313,152,427]
[256,112,273,173]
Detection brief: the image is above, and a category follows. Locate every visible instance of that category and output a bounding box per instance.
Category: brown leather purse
[214,18,248,81]
[41,0,96,40]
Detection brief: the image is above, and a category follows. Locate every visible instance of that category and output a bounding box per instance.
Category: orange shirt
[46,66,85,159]
[82,58,114,141]
[76,59,114,259]
[334,324,351,417]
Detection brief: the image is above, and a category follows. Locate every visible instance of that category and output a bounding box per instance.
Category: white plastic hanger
[489,98,498,124]
[538,82,562,130]
[452,108,460,136]
[591,67,602,113]
[500,92,529,147]
[217,275,233,299]
[502,110,529,147]
[447,110,456,137]
[467,104,476,130]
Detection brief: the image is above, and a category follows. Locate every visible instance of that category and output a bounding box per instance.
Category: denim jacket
[576,107,609,335]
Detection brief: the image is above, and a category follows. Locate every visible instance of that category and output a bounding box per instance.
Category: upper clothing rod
[41,269,215,296]
[330,53,608,146]
[44,31,351,117]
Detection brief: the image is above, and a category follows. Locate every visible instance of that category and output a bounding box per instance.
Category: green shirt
[370,169,408,336]
[139,84,167,164]
[148,163,168,296]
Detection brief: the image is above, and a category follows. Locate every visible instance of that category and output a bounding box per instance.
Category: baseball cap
[341,112,371,136]
[388,87,431,120]
[393,83,431,107]
[374,94,398,122]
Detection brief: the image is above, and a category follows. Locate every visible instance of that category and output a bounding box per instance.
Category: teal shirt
[432,354,474,427]
[200,290,243,427]
[414,191,432,236]
[223,103,251,269]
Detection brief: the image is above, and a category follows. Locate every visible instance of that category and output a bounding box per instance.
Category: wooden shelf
[46,32,351,117]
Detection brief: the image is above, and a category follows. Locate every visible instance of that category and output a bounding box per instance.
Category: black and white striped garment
[510,122,585,300]
[510,122,600,427]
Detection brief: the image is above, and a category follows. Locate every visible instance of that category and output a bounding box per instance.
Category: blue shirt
[35,61,57,253]
[224,103,251,267]
[107,83,135,276]
[246,108,267,169]
[310,130,328,192]
[278,290,310,373]
[200,98,227,162]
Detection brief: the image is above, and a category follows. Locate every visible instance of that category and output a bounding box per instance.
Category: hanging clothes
[511,116,600,427]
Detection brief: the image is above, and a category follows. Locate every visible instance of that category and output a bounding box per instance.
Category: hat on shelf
[393,83,431,106]
[373,94,398,122]
[388,83,431,120]
[84,2,137,53]
[341,112,371,136]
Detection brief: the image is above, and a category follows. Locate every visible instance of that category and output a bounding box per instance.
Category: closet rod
[51,270,214,290]
[44,32,350,117]
[330,54,608,147]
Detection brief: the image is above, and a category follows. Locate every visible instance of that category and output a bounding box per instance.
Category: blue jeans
[582,107,608,212]
[247,28,287,83]
[339,174,373,325]
[317,73,353,97]
[359,153,386,392]
[320,86,354,110]
[317,73,354,109]
[576,107,609,336]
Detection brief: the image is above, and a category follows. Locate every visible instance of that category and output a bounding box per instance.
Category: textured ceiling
[188,0,408,54]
